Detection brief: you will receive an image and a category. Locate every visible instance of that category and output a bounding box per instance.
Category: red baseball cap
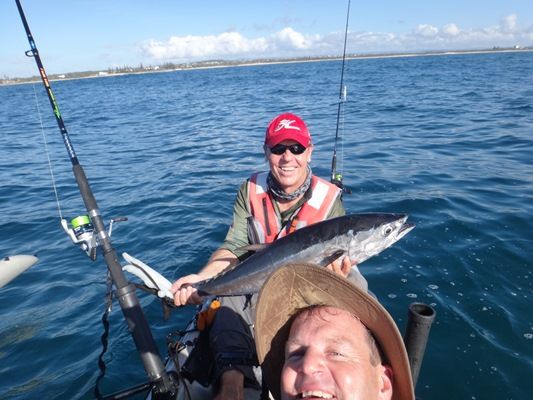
[265,113,311,148]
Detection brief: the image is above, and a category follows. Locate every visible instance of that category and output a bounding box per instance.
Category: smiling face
[266,140,313,195]
[281,307,393,400]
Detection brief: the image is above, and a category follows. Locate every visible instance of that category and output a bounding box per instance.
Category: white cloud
[141,32,270,59]
[139,14,532,63]
[140,27,321,61]
[442,23,460,37]
[501,14,518,33]
[416,24,439,38]
[272,27,319,50]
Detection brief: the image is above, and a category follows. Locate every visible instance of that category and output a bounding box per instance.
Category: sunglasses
[269,143,307,155]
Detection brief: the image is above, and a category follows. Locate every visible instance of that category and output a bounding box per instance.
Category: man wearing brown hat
[255,263,415,400]
[171,113,356,399]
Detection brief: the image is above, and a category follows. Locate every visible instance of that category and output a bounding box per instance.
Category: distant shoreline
[2,47,532,86]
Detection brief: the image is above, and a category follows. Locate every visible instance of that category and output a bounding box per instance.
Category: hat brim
[254,263,414,400]
[265,132,311,148]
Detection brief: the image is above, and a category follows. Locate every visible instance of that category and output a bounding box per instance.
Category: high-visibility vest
[247,172,341,243]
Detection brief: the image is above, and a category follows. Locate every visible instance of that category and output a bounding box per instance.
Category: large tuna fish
[194,213,414,296]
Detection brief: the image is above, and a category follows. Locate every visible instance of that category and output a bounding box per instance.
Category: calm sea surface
[0,51,532,399]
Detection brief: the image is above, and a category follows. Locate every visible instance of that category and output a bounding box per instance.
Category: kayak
[0,255,38,288]
[123,253,263,399]
[146,315,263,400]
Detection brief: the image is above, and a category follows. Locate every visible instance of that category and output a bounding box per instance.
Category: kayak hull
[0,255,38,288]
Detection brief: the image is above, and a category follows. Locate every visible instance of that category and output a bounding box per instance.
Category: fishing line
[16,0,176,395]
[94,271,114,400]
[331,0,352,195]
[339,86,346,181]
[30,60,114,398]
[33,84,64,220]
[34,78,115,397]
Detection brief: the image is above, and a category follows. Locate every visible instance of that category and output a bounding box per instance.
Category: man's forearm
[198,248,239,279]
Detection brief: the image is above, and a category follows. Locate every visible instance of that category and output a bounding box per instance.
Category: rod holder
[404,302,436,388]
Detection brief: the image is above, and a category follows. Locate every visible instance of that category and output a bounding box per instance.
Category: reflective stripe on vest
[248,172,341,243]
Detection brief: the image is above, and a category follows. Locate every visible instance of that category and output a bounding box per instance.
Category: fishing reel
[331,173,352,195]
[61,215,128,261]
[62,215,97,260]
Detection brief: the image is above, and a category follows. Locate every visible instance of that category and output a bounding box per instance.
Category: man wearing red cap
[171,112,352,399]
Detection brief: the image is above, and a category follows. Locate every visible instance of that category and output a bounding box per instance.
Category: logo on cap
[275,119,301,132]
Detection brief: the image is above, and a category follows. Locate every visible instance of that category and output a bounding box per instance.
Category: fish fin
[162,298,175,320]
[236,244,269,253]
[132,283,176,318]
[318,249,346,267]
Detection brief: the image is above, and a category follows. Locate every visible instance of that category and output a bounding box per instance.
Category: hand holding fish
[326,255,353,278]
[172,248,240,306]
[171,274,205,306]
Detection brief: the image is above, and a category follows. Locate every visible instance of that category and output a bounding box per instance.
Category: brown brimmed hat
[254,263,414,400]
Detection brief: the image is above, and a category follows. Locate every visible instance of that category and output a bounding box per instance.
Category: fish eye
[383,226,393,236]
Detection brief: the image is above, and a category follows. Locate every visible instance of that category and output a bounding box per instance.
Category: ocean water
[0,51,532,399]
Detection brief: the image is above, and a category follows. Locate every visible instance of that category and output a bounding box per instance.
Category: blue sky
[2,0,532,78]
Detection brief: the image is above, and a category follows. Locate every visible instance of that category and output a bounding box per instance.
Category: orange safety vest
[247,172,341,243]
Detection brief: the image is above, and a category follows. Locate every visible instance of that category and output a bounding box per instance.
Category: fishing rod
[14,0,177,398]
[331,0,352,195]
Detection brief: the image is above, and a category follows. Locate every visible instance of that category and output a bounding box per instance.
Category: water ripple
[1,51,532,400]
